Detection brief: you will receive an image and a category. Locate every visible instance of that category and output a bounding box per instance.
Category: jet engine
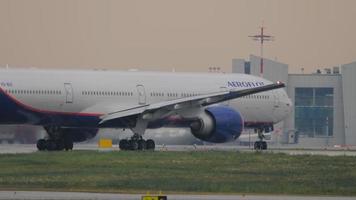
[190,106,243,143]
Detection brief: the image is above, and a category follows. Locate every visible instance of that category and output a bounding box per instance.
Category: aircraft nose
[284,97,293,115]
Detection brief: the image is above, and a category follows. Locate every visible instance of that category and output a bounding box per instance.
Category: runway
[1,143,356,156]
[0,191,355,200]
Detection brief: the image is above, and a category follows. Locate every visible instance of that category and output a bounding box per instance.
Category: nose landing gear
[254,127,269,150]
[254,140,267,150]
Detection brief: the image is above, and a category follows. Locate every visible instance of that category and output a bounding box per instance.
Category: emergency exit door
[64,83,73,103]
[136,85,146,105]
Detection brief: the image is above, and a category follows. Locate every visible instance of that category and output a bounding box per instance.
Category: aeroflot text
[227,81,265,88]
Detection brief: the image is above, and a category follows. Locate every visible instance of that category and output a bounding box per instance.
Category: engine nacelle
[190,106,243,143]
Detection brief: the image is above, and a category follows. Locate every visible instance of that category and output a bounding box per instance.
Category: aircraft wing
[99,81,285,124]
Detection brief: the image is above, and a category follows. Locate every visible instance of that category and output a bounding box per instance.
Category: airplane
[0,68,292,151]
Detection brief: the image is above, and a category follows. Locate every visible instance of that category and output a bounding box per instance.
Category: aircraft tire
[63,137,73,151]
[254,141,258,150]
[262,141,267,150]
[46,140,57,151]
[254,141,261,150]
[56,140,65,151]
[64,134,73,151]
[129,140,139,150]
[64,141,73,151]
[138,139,147,150]
[146,139,155,150]
[36,139,47,151]
[119,139,129,150]
[254,141,267,150]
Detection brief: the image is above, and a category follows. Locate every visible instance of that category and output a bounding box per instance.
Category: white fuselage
[0,68,292,128]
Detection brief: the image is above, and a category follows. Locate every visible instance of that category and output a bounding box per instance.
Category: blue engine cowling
[190,106,244,143]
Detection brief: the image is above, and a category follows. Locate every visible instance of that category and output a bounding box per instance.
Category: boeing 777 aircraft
[0,68,291,151]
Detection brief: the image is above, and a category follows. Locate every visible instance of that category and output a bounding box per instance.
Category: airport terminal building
[232,55,356,148]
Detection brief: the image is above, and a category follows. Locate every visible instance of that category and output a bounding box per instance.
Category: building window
[244,62,251,74]
[295,87,333,137]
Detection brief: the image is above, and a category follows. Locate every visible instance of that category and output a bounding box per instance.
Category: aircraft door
[273,90,282,108]
[136,85,146,105]
[272,90,282,121]
[64,83,73,103]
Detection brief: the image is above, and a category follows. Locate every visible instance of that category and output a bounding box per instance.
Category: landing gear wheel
[46,140,57,151]
[262,141,267,150]
[55,140,65,151]
[119,138,155,151]
[146,139,155,150]
[37,139,47,151]
[40,126,76,151]
[254,141,267,150]
[129,140,139,150]
[64,141,73,151]
[138,139,147,150]
[119,139,129,150]
[63,134,73,151]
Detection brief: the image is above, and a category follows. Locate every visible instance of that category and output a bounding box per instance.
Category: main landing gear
[118,117,156,151]
[36,126,73,151]
[254,128,268,150]
[36,138,73,151]
[119,134,155,151]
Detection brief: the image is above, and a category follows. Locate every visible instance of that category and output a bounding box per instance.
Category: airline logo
[227,81,265,88]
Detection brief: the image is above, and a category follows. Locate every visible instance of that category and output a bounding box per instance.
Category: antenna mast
[249,22,274,77]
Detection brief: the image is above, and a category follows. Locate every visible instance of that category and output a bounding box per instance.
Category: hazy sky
[0,0,355,73]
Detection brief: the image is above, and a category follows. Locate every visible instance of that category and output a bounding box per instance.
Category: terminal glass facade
[295,87,333,137]
[244,62,251,74]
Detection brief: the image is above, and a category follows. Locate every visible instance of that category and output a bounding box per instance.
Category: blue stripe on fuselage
[0,88,177,129]
[0,89,102,127]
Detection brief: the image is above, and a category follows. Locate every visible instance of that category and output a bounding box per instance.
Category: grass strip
[0,150,355,196]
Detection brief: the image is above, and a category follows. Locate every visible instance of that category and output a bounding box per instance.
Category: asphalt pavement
[0,191,355,200]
